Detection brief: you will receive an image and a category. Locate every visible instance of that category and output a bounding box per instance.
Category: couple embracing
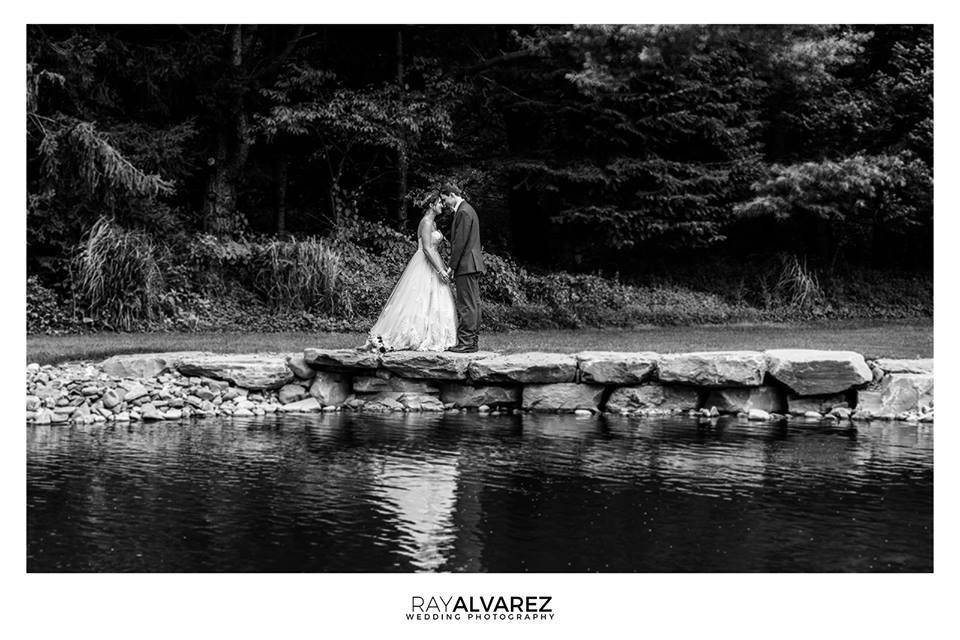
[364,183,483,354]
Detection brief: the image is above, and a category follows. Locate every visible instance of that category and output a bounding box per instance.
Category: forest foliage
[25,24,932,333]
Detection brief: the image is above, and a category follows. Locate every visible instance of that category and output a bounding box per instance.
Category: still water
[27,414,932,572]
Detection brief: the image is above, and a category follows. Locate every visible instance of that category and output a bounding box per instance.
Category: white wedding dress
[365,226,458,352]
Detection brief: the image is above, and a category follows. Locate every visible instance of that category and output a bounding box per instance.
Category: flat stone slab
[766,349,872,396]
[657,351,765,387]
[468,352,577,384]
[380,350,498,380]
[303,348,382,372]
[873,358,933,375]
[522,382,604,412]
[606,383,700,413]
[703,386,785,414]
[576,351,658,384]
[176,353,294,390]
[101,351,207,379]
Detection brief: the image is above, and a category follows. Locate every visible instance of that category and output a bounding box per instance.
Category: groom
[440,182,484,353]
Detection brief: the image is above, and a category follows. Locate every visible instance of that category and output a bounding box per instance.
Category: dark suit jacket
[450,200,484,276]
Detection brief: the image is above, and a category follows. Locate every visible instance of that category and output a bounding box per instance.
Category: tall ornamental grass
[250,237,350,315]
[74,217,164,330]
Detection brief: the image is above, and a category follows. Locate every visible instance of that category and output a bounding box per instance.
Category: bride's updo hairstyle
[416,190,441,211]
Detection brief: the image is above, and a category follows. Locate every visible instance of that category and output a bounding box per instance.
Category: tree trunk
[274,153,288,234]
[204,24,252,235]
[395,28,409,231]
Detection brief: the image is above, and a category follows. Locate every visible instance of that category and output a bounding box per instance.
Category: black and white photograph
[11,5,955,637]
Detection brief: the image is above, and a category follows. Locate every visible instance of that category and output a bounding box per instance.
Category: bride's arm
[418,220,450,283]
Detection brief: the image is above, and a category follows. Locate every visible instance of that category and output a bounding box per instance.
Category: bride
[363,194,458,352]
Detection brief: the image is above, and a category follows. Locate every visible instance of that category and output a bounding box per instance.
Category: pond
[27,413,932,572]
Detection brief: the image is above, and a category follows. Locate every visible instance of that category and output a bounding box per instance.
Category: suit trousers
[454,273,481,346]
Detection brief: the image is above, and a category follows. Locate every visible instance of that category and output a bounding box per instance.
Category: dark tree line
[27,24,932,287]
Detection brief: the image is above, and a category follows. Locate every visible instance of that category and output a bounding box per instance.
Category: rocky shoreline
[26,348,933,426]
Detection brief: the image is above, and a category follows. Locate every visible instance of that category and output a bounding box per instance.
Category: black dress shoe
[446,344,468,353]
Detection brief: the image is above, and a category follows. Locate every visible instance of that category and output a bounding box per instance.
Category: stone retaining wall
[25,348,933,425]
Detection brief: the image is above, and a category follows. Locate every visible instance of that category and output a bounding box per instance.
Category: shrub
[27,275,77,334]
[480,252,528,305]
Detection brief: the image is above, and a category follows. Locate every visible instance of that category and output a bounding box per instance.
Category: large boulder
[353,373,438,394]
[606,383,700,413]
[309,371,351,406]
[380,350,497,381]
[522,383,604,412]
[576,351,658,384]
[765,349,872,395]
[303,348,381,372]
[101,351,206,379]
[469,352,577,384]
[856,373,933,419]
[657,351,765,387]
[703,386,785,414]
[439,383,521,408]
[176,354,294,390]
[872,358,933,375]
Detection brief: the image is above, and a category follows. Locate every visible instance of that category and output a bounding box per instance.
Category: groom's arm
[450,211,468,273]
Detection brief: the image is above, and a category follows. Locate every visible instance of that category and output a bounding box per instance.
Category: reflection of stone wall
[25,349,933,425]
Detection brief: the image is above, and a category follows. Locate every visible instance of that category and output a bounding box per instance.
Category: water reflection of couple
[363,182,484,354]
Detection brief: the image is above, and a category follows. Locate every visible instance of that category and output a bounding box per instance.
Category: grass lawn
[26,319,932,365]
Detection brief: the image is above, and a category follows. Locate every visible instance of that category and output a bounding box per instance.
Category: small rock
[278,383,309,405]
[162,408,183,420]
[803,411,822,419]
[747,409,771,421]
[141,404,164,421]
[286,355,316,380]
[194,387,216,402]
[81,386,100,396]
[232,408,254,417]
[222,387,242,401]
[185,395,204,408]
[124,384,149,402]
[574,409,592,416]
[27,363,40,373]
[114,411,131,422]
[34,409,52,425]
[281,397,323,413]
[829,407,852,420]
[478,404,490,413]
[26,395,40,411]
